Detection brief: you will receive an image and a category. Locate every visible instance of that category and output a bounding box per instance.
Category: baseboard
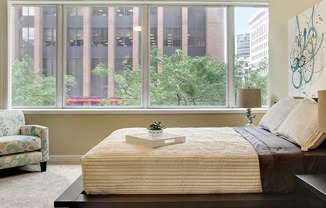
[50,155,82,163]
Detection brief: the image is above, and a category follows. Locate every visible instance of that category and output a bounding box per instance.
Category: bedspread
[234,126,304,193]
[82,127,262,195]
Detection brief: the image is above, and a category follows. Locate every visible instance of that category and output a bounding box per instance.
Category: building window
[92,7,108,16]
[116,27,133,47]
[116,7,133,16]
[68,28,83,47]
[21,27,34,47]
[44,28,56,47]
[92,28,108,46]
[67,7,83,16]
[9,3,268,109]
[22,7,34,16]
[188,8,206,48]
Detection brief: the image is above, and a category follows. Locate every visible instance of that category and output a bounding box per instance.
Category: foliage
[11,56,75,106]
[148,121,165,130]
[12,50,268,107]
[150,48,227,106]
[92,49,268,107]
[91,63,112,77]
[114,59,142,106]
[92,58,142,106]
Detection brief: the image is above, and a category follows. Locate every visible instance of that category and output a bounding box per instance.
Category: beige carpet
[0,162,82,208]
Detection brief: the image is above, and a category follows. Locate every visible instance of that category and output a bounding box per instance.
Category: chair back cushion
[0,110,25,136]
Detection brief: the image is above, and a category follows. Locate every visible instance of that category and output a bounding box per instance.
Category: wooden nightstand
[295,174,326,208]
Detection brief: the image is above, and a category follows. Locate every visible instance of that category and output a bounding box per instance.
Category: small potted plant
[147,121,165,139]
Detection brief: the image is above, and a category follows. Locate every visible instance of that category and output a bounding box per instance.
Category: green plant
[148,121,165,130]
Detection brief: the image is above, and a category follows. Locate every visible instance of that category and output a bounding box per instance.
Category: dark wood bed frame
[54,175,296,208]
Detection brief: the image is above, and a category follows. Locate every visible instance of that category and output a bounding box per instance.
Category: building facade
[249,9,269,67]
[12,6,225,106]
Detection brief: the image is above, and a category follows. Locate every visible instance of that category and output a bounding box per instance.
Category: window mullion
[56,5,64,108]
[227,5,235,108]
[141,5,150,108]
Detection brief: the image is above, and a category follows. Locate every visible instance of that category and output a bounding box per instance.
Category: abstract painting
[288,0,326,97]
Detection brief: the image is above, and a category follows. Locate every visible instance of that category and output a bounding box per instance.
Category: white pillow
[276,97,326,151]
[259,97,300,133]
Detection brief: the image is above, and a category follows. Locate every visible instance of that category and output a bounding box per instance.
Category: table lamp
[318,90,326,132]
[237,88,261,126]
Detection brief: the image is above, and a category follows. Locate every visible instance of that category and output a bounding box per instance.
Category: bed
[54,97,326,208]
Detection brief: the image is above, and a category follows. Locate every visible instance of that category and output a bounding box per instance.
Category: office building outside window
[9,3,268,108]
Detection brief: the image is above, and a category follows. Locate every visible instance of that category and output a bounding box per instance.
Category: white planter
[148,129,163,139]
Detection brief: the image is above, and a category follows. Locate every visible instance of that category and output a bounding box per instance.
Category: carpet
[0,162,82,208]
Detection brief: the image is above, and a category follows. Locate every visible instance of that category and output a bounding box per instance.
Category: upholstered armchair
[0,110,49,171]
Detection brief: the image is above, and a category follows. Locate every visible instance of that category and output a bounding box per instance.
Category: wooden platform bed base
[54,175,296,208]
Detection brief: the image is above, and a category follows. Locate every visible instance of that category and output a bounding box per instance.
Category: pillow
[276,97,326,151]
[259,97,300,133]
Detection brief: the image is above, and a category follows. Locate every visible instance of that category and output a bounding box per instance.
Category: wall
[268,0,320,104]
[0,0,7,108]
[25,112,264,155]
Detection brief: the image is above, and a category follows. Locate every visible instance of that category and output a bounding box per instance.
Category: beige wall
[25,112,264,155]
[268,0,320,104]
[0,0,7,108]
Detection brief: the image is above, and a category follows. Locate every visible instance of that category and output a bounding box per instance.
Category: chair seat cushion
[0,135,41,156]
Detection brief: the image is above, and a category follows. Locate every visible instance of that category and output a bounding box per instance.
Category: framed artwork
[288,0,326,97]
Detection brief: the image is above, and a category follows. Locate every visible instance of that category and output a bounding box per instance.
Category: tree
[91,49,268,107]
[150,48,226,106]
[12,56,75,106]
[91,58,142,106]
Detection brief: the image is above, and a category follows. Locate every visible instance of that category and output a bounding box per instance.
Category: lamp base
[244,108,256,126]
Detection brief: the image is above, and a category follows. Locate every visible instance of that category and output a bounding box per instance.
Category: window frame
[5,0,268,111]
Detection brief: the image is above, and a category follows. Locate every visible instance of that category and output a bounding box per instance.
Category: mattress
[82,127,262,195]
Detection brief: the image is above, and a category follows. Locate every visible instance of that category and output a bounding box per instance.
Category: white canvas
[288,0,326,97]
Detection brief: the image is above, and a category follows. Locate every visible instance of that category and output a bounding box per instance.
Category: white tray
[125,133,186,148]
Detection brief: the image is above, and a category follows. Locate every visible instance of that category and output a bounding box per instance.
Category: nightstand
[295,174,326,208]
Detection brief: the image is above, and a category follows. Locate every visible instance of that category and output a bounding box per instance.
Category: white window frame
[2,0,268,112]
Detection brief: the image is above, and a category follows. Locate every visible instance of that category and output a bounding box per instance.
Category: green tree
[12,56,75,106]
[91,49,268,107]
[150,49,226,106]
[91,58,142,106]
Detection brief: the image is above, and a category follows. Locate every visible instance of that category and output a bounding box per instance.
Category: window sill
[21,108,268,115]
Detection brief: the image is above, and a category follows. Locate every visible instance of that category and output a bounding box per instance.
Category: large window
[9,2,268,109]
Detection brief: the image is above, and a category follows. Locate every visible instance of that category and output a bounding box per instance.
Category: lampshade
[318,90,326,132]
[237,88,261,108]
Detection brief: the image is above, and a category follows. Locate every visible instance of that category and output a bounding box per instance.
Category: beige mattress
[82,127,262,195]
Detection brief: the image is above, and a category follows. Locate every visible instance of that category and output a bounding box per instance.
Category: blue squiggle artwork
[289,2,326,97]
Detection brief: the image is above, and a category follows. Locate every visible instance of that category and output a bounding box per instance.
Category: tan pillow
[276,97,326,151]
[259,97,300,133]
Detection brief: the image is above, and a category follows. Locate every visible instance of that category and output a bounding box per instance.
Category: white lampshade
[318,90,326,132]
[237,89,261,108]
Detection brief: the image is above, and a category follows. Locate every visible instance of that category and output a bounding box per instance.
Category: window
[92,7,108,16]
[234,7,269,105]
[116,7,133,16]
[9,2,268,109]
[68,28,83,47]
[116,27,134,47]
[151,6,226,107]
[92,28,108,46]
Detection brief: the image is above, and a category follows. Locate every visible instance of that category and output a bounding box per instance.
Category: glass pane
[234,7,269,106]
[11,6,57,107]
[64,6,142,107]
[149,6,227,107]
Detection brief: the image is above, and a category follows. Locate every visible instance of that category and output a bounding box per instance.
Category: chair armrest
[20,125,49,162]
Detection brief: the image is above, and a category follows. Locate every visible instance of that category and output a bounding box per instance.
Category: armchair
[0,110,49,171]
